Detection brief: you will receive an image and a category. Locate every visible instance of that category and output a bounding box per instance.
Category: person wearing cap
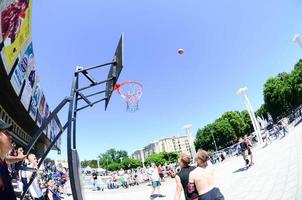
[0,119,25,200]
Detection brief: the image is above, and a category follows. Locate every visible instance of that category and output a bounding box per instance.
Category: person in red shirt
[157,164,164,182]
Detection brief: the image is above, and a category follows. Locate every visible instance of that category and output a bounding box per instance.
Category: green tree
[144,152,179,166]
[213,118,237,149]
[263,73,292,120]
[195,112,250,152]
[256,104,268,120]
[107,162,122,171]
[121,157,143,169]
[221,111,248,138]
[240,110,253,134]
[80,160,97,168]
[290,60,302,108]
[194,124,215,151]
[98,148,128,169]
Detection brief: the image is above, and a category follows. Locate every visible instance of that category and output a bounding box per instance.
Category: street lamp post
[96,158,100,169]
[183,124,197,161]
[211,131,218,153]
[293,34,302,48]
[236,87,262,144]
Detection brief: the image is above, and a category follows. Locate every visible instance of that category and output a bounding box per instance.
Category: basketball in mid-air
[178,48,184,55]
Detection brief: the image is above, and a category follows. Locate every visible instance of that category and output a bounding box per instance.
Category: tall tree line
[195,59,302,151]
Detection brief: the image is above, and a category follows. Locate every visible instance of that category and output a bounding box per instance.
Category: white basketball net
[117,81,143,112]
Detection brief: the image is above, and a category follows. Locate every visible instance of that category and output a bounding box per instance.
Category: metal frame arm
[25,97,71,155]
[76,97,107,112]
[76,78,113,92]
[75,61,115,73]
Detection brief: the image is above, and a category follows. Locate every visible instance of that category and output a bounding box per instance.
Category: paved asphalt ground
[84,121,302,200]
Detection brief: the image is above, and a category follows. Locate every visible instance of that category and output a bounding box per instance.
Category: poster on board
[49,119,58,142]
[10,42,34,95]
[20,64,37,110]
[0,0,32,74]
[47,111,52,140]
[36,91,45,127]
[29,82,41,120]
[43,103,49,135]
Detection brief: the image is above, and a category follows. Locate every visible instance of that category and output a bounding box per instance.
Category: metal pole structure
[236,87,262,144]
[97,158,100,169]
[20,34,124,200]
[211,131,218,152]
[293,34,302,48]
[183,124,197,161]
[140,149,145,168]
[67,71,84,200]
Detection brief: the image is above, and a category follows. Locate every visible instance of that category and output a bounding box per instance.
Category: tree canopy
[144,152,178,166]
[80,148,144,171]
[195,59,302,151]
[195,111,252,151]
[263,59,302,120]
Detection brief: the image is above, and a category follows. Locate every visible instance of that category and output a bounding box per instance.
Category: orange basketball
[178,48,184,55]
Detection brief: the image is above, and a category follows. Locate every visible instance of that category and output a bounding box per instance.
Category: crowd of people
[87,163,177,192]
[0,119,70,200]
[1,113,300,200]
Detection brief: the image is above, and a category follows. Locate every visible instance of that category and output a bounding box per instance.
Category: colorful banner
[20,64,37,110]
[10,42,33,95]
[0,0,32,74]
[29,82,41,120]
[0,0,61,149]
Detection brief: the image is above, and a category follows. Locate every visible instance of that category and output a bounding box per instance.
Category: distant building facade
[132,135,193,163]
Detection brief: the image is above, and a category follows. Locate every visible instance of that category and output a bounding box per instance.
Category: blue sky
[32,0,302,160]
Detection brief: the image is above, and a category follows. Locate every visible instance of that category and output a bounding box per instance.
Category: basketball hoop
[114,81,143,112]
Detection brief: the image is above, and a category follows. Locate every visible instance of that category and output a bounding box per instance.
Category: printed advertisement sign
[47,111,52,140]
[29,82,41,120]
[0,0,32,74]
[36,91,45,127]
[50,119,59,142]
[10,42,34,95]
[43,103,49,135]
[20,64,37,110]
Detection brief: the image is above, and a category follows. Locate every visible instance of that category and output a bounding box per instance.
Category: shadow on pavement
[232,167,248,173]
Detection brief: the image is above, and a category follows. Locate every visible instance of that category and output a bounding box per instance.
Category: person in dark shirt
[174,153,197,200]
[0,119,23,200]
[239,137,249,168]
[92,170,100,191]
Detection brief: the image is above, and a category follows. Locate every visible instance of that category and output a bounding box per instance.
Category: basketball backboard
[105,33,124,110]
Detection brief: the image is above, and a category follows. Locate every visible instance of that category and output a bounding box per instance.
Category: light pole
[293,34,302,48]
[183,124,197,161]
[236,87,262,144]
[211,130,218,153]
[96,157,100,169]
